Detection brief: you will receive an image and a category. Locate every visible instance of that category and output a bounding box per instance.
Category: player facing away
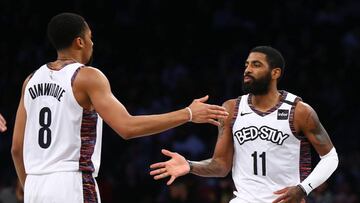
[150,46,339,203]
[11,12,229,203]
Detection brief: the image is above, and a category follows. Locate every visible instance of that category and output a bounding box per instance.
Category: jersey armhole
[27,70,37,80]
[68,66,86,111]
[290,96,304,139]
[29,72,35,79]
[71,66,84,87]
[231,96,242,128]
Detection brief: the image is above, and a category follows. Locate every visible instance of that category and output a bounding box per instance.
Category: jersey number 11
[251,151,266,176]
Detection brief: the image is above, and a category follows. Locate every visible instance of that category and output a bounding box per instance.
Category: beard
[242,71,271,95]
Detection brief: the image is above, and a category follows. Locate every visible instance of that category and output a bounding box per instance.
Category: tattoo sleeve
[190,158,228,177]
[304,106,333,155]
[189,113,233,177]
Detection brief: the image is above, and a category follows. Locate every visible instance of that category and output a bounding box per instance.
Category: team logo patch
[233,126,289,145]
[277,109,289,120]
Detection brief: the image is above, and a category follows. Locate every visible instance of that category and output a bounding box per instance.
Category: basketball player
[11,12,229,203]
[150,46,339,203]
[0,113,6,132]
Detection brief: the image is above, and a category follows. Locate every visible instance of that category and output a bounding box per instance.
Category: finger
[0,123,6,132]
[207,113,228,120]
[195,95,209,103]
[0,114,6,124]
[272,194,289,203]
[206,114,227,122]
[161,149,175,157]
[216,115,229,120]
[149,168,165,176]
[167,176,176,185]
[208,119,221,126]
[207,109,229,117]
[273,187,289,194]
[209,105,227,112]
[153,174,165,180]
[150,162,166,169]
[149,170,158,176]
[154,172,168,180]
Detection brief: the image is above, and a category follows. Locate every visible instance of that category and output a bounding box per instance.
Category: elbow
[116,128,138,140]
[323,147,339,171]
[11,145,22,159]
[120,132,133,140]
[113,116,141,140]
[218,167,231,177]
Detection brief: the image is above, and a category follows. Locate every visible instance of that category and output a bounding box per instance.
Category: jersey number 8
[38,107,52,149]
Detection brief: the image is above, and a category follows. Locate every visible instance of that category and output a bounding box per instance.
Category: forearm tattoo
[191,159,225,177]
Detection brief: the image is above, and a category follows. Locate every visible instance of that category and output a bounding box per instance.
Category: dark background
[0,0,359,202]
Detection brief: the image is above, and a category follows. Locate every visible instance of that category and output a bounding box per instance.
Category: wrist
[185,107,192,122]
[297,184,308,196]
[187,160,193,173]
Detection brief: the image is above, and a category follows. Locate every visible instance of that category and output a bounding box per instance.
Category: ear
[272,67,281,80]
[73,37,84,49]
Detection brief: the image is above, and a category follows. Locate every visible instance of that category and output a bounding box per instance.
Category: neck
[57,57,75,60]
[251,88,281,111]
[57,51,81,63]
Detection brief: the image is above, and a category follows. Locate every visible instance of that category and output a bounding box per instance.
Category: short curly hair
[47,12,87,51]
[250,46,285,80]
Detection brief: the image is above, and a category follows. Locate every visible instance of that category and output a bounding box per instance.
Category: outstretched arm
[149,99,236,184]
[75,67,229,139]
[0,113,6,132]
[273,101,338,203]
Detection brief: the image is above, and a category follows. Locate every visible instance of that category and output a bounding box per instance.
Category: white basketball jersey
[24,62,103,177]
[231,91,311,203]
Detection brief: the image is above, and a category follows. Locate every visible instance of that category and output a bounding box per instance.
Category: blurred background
[0,0,359,202]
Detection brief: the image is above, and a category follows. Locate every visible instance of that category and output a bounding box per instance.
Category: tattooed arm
[295,102,334,155]
[188,99,235,177]
[273,101,338,203]
[150,99,236,184]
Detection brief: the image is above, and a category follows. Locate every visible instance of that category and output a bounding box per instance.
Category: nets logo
[233,126,289,145]
[277,109,289,120]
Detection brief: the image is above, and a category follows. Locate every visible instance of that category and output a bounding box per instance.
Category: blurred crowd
[0,0,359,202]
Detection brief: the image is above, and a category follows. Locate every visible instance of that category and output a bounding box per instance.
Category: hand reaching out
[187,95,228,126]
[150,149,190,185]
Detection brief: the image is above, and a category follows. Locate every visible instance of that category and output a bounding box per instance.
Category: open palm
[150,149,190,185]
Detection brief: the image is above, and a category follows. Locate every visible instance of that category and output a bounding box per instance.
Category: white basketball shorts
[24,171,101,203]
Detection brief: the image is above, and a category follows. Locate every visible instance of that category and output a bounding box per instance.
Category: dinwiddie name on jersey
[28,83,65,102]
[233,126,290,145]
